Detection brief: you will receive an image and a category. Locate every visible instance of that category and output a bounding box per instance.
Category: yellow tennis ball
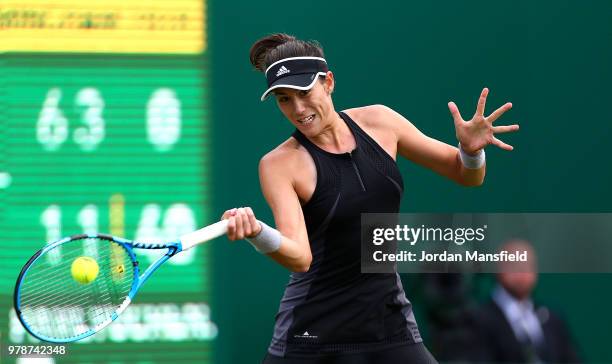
[71,256,99,284]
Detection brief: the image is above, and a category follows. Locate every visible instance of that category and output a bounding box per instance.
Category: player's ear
[323,71,335,95]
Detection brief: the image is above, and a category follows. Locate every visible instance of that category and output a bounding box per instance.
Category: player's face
[273,76,335,135]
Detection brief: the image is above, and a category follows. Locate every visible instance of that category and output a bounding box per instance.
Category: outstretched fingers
[488,102,513,124]
[492,136,514,151]
[493,124,519,134]
[448,101,464,124]
[475,88,489,116]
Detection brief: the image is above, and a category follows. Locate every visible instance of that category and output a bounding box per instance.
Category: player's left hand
[448,88,519,154]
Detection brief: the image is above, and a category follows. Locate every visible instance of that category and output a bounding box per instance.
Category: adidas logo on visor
[276,66,290,77]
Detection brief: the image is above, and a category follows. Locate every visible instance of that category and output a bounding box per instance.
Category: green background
[1,0,611,363]
[208,0,611,363]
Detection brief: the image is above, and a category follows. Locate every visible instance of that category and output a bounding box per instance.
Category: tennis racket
[13,219,229,343]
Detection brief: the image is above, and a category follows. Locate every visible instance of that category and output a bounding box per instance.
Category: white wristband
[458,143,486,169]
[246,220,282,254]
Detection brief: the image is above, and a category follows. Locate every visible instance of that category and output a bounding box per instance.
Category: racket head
[14,234,139,343]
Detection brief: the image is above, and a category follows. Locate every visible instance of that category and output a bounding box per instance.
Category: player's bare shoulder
[343,105,400,159]
[259,137,317,204]
[259,137,313,180]
[343,104,397,130]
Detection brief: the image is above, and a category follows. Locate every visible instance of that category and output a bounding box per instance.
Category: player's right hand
[221,207,262,241]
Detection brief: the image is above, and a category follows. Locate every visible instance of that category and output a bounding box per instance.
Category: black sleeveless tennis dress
[264,112,436,363]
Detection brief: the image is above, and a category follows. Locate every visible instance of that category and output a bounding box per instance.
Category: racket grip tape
[180,220,229,250]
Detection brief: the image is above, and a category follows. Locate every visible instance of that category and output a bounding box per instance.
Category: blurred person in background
[472,239,581,363]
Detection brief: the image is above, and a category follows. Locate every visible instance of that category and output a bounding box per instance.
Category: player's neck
[310,113,355,153]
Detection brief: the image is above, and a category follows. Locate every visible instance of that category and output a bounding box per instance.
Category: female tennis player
[222,33,518,363]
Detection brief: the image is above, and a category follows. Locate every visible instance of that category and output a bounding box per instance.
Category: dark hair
[249,33,325,73]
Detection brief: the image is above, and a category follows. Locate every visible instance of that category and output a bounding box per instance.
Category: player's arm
[370,104,485,186]
[222,150,311,272]
[373,89,517,186]
[257,151,312,272]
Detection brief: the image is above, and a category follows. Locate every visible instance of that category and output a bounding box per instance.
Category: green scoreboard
[0,1,216,363]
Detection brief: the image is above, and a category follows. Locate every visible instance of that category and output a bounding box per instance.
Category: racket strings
[18,238,134,340]
[21,244,132,339]
[22,263,124,307]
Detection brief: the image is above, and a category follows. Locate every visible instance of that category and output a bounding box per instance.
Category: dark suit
[474,299,581,363]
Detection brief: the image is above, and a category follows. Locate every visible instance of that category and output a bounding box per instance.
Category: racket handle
[180,219,229,251]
